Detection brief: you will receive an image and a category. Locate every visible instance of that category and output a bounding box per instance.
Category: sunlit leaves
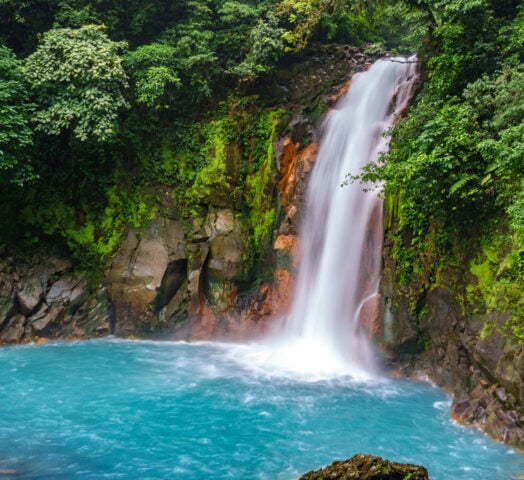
[276,0,332,52]
[230,15,285,81]
[125,43,180,109]
[24,25,128,142]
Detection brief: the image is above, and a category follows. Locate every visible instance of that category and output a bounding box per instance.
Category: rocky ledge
[298,454,429,480]
[0,253,110,344]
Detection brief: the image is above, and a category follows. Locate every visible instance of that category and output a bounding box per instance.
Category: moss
[384,190,399,232]
[469,231,524,342]
[186,120,230,206]
[309,99,328,127]
[246,110,282,251]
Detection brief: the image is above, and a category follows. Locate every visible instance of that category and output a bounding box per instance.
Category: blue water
[0,339,522,479]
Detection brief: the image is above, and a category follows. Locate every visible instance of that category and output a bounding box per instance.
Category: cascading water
[276,57,418,378]
[232,57,419,380]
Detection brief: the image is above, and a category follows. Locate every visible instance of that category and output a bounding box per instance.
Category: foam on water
[219,338,377,382]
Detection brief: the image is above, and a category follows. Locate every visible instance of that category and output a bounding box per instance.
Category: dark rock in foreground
[298,454,429,480]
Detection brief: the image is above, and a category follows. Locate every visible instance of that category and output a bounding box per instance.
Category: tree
[125,43,181,109]
[0,45,34,185]
[230,15,285,82]
[275,0,332,52]
[24,25,128,143]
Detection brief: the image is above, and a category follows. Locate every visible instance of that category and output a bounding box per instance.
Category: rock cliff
[378,224,524,450]
[0,253,109,344]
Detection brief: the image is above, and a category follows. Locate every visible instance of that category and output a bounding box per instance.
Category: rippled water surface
[0,339,522,479]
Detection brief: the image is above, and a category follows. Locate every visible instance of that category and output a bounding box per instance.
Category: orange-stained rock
[278,138,299,206]
[325,79,351,106]
[278,137,318,210]
[191,304,218,340]
[299,143,318,174]
[274,233,296,252]
[270,268,296,315]
[286,204,298,220]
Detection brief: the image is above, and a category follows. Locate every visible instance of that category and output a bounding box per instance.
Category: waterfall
[273,57,418,379]
[228,57,417,380]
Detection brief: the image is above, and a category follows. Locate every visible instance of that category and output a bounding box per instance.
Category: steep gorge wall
[378,223,524,450]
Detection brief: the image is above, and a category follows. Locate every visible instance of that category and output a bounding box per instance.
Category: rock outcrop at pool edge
[0,253,110,344]
[298,454,429,480]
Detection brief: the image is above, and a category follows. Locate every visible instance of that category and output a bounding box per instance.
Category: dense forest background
[0,0,522,338]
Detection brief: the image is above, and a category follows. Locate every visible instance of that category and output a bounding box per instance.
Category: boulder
[155,259,188,311]
[495,345,523,403]
[46,275,87,310]
[1,314,26,344]
[207,233,244,282]
[187,243,209,317]
[208,208,235,237]
[474,324,506,382]
[298,454,429,480]
[0,276,15,329]
[30,304,63,332]
[109,225,170,334]
[16,277,44,314]
[129,238,169,294]
[163,218,186,261]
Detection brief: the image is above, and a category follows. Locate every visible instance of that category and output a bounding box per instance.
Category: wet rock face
[452,383,524,447]
[0,254,110,345]
[379,250,524,450]
[107,205,254,338]
[298,454,429,480]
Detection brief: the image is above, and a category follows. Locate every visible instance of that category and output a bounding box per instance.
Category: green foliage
[186,119,231,207]
[215,1,261,69]
[157,0,219,106]
[54,2,102,28]
[0,0,56,55]
[276,0,332,52]
[469,232,524,342]
[356,0,522,251]
[320,1,428,53]
[24,25,128,142]
[508,184,524,252]
[18,179,156,267]
[0,45,35,185]
[348,0,524,331]
[125,43,180,109]
[230,15,285,82]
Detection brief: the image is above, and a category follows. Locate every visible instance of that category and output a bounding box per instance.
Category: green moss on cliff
[185,119,231,209]
[246,110,282,250]
[19,178,156,268]
[469,230,524,342]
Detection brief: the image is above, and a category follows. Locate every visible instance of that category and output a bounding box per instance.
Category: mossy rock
[299,454,429,480]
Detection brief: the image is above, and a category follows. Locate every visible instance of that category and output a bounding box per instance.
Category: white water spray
[276,57,418,378]
[229,57,417,380]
